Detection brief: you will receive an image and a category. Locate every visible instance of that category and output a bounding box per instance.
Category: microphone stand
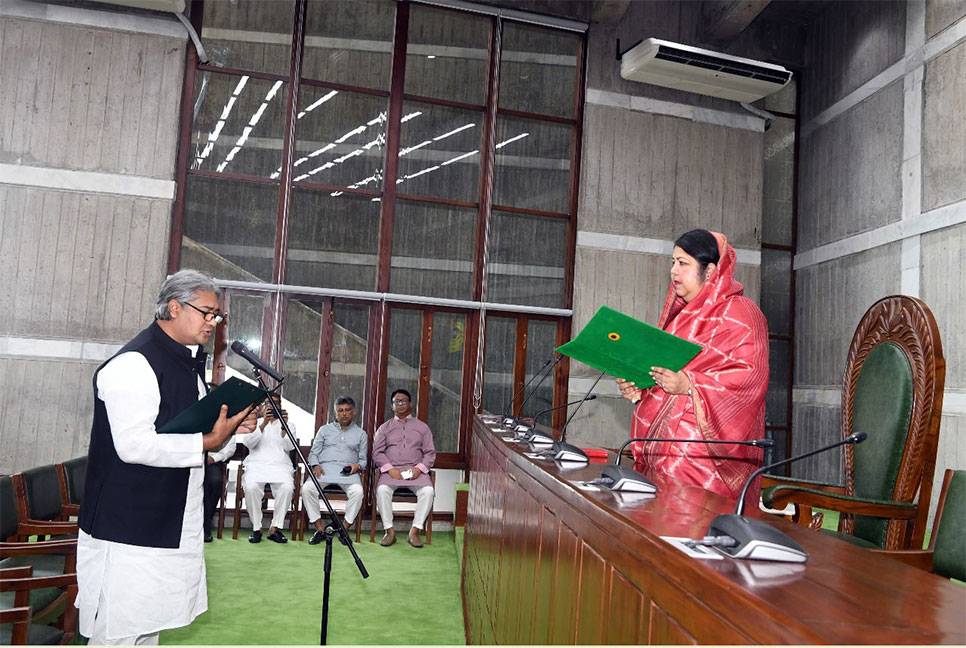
[249,367,369,645]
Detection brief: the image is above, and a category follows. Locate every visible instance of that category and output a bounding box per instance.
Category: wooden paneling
[463,414,966,644]
[0,17,184,177]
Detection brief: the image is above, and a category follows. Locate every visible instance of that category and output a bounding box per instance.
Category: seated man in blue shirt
[301,396,368,544]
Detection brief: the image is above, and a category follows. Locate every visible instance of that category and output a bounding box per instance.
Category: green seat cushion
[0,588,63,617]
[933,471,966,581]
[851,343,914,547]
[0,555,67,577]
[0,622,63,645]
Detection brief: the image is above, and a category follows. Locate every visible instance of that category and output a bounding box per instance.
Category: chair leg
[426,510,432,544]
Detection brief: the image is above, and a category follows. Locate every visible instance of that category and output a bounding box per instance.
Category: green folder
[157,377,266,434]
[556,306,702,388]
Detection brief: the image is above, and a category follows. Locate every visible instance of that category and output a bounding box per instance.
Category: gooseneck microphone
[534,372,605,463]
[230,341,285,384]
[704,431,868,563]
[523,396,597,435]
[600,436,774,493]
[502,355,562,429]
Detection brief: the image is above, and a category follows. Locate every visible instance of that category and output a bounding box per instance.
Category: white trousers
[376,484,434,530]
[301,481,364,526]
[243,477,293,531]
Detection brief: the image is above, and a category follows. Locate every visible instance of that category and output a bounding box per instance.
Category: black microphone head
[848,431,868,443]
[586,394,597,401]
[752,438,775,448]
[230,340,247,354]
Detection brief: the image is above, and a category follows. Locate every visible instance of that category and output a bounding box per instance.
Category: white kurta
[76,349,207,641]
[239,419,296,482]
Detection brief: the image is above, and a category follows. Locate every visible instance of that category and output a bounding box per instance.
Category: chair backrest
[62,457,87,506]
[0,476,18,540]
[841,296,945,549]
[17,465,64,522]
[931,470,965,582]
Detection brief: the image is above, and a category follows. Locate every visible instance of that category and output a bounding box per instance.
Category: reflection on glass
[287,190,380,291]
[201,0,296,75]
[428,312,465,453]
[303,0,395,90]
[397,102,482,201]
[283,297,323,443]
[385,308,422,421]
[486,211,567,308]
[499,22,579,118]
[492,117,572,213]
[191,73,287,178]
[391,201,476,299]
[329,303,370,422]
[183,176,278,282]
[406,5,489,105]
[483,316,515,415]
[525,319,556,420]
[224,294,268,380]
[292,90,388,189]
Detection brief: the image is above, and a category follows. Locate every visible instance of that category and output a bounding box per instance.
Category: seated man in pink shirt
[372,389,436,548]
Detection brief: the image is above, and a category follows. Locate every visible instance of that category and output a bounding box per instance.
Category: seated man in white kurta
[240,396,297,543]
[77,270,257,645]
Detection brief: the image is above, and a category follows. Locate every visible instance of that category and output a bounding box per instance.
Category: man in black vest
[77,270,256,645]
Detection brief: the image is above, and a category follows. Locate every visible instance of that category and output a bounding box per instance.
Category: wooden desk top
[471,413,966,645]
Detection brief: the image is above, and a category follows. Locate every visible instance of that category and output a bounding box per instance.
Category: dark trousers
[203,461,226,537]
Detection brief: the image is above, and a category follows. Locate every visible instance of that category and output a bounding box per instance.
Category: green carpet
[159,531,466,645]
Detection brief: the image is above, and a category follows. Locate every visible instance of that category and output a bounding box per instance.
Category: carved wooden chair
[6,472,77,542]
[231,448,303,539]
[0,565,78,644]
[871,469,965,580]
[762,295,945,550]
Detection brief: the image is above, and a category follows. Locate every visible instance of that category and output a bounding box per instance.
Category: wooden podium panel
[461,414,966,645]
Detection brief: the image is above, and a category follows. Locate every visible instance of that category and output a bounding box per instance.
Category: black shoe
[267,530,288,544]
[204,532,213,543]
[308,530,325,545]
[248,530,262,544]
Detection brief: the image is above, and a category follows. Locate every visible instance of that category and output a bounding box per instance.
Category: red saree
[631,232,769,505]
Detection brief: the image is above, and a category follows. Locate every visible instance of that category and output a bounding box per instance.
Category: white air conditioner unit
[93,0,186,12]
[620,38,792,103]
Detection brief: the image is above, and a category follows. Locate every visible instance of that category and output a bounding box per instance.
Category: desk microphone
[600,436,773,494]
[520,396,597,442]
[502,355,561,429]
[702,432,867,563]
[231,340,285,383]
[533,372,604,463]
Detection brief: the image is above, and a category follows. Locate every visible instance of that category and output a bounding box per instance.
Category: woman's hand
[649,367,691,395]
[616,378,643,403]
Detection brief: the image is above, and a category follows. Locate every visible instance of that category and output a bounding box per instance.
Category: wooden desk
[461,414,966,644]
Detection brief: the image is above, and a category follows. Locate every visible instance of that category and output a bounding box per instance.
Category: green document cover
[556,306,702,388]
[157,377,266,434]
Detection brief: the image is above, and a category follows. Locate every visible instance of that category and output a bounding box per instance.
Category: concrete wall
[793,0,966,522]
[0,1,186,473]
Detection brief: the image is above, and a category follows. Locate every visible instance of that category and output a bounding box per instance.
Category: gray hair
[155,269,220,320]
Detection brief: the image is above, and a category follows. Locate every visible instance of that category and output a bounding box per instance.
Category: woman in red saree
[617,229,769,505]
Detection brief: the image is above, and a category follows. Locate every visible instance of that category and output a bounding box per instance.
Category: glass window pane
[524,319,557,421]
[303,0,395,90]
[292,90,388,190]
[282,297,323,444]
[391,202,476,299]
[762,116,795,246]
[499,22,579,118]
[487,211,567,308]
[182,176,277,282]
[483,316,516,414]
[406,5,489,105]
[287,190,380,290]
[397,102,483,201]
[385,309,422,420]
[492,117,572,213]
[191,73,287,179]
[329,303,371,421]
[201,0,296,75]
[428,312,465,453]
[223,293,269,380]
[761,249,791,336]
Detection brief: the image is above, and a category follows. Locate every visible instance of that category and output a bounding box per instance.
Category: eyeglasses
[391,399,410,405]
[183,301,227,324]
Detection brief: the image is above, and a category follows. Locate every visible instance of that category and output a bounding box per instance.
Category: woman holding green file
[616,229,769,507]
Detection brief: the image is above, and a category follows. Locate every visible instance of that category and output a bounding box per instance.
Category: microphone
[520,396,597,438]
[533,372,604,463]
[503,355,562,429]
[704,431,867,563]
[600,436,774,494]
[230,340,285,384]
